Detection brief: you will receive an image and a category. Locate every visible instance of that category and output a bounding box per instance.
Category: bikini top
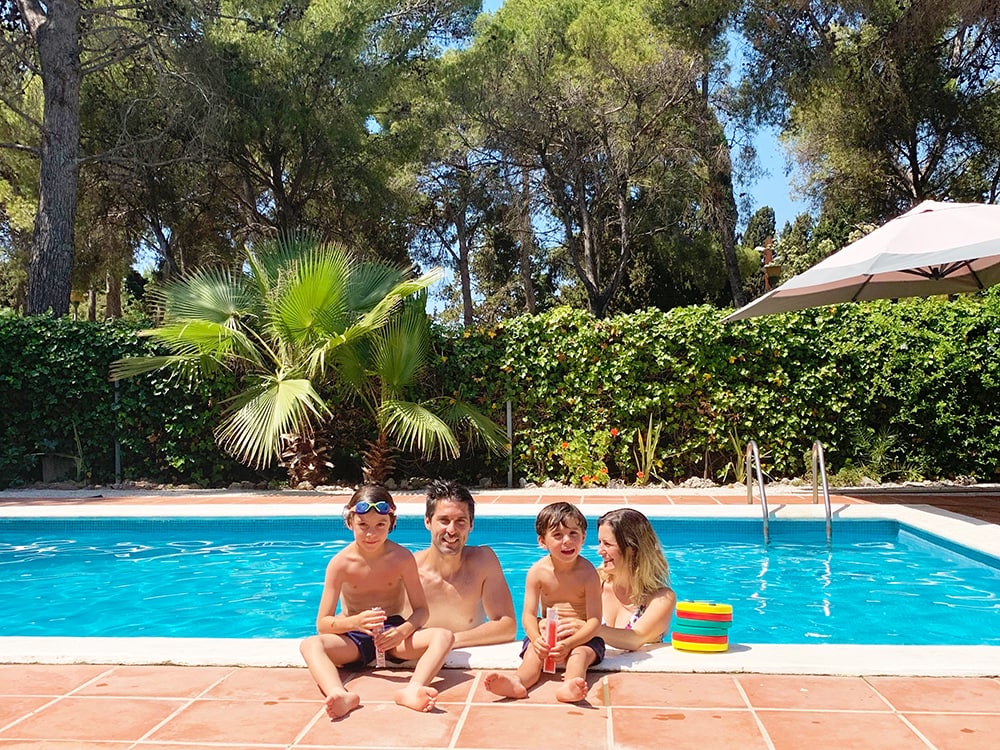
[624,603,646,630]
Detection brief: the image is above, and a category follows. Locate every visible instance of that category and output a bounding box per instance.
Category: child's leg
[555,643,597,703]
[484,642,544,699]
[299,634,363,719]
[388,626,455,712]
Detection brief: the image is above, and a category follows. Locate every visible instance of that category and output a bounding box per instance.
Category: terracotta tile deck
[1,486,998,749]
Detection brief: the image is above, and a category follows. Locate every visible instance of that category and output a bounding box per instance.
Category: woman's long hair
[597,508,671,606]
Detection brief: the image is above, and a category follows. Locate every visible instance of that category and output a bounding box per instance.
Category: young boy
[484,502,604,703]
[299,485,455,719]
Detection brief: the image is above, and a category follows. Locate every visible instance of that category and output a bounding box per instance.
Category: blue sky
[744,127,809,233]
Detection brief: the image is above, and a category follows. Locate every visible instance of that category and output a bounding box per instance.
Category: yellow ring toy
[671,633,729,652]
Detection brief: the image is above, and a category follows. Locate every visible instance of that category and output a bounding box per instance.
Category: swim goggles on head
[352,500,393,515]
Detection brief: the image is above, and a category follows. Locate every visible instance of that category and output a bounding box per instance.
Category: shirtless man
[410,479,517,647]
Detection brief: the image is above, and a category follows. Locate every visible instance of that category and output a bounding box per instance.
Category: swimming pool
[3,513,999,646]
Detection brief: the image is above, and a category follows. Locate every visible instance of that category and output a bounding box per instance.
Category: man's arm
[397,549,429,636]
[452,548,517,648]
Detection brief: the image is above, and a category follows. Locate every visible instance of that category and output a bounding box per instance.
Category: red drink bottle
[542,607,558,673]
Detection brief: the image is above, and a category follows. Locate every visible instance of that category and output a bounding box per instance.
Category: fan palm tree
[338,292,509,483]
[110,237,446,477]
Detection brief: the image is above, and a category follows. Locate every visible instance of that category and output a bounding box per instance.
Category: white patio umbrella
[725,200,1000,321]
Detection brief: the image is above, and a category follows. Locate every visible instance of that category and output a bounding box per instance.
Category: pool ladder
[811,440,833,543]
[745,440,770,544]
[746,439,833,544]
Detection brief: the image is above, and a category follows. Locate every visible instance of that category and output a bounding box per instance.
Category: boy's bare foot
[325,690,361,719]
[556,676,589,703]
[395,684,439,712]
[484,671,529,699]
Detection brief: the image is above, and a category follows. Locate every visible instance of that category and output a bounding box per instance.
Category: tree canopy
[2,0,999,321]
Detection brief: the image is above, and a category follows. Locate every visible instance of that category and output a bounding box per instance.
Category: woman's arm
[600,587,676,651]
[559,585,677,650]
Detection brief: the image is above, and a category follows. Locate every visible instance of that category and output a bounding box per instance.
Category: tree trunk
[698,102,746,309]
[455,203,475,327]
[710,142,746,309]
[23,0,83,317]
[516,167,537,314]
[105,271,122,319]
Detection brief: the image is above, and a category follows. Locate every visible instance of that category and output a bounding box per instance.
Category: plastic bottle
[542,607,558,673]
[372,606,386,668]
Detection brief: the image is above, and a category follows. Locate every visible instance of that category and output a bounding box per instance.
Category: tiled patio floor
[3,664,999,749]
[1,486,998,749]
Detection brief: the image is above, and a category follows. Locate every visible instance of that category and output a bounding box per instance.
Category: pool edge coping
[1,637,997,677]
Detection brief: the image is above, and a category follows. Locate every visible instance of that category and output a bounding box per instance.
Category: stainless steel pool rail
[812,439,833,543]
[745,440,770,544]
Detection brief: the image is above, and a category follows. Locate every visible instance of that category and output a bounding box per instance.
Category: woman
[590,508,676,650]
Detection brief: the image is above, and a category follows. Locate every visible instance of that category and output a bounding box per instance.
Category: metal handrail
[745,440,770,544]
[811,440,833,543]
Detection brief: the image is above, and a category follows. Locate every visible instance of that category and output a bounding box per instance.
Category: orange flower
[599,467,608,474]
[636,471,645,479]
[582,475,590,483]
[561,441,569,449]
[610,428,619,437]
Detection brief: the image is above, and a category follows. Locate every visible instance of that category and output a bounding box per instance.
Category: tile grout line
[733,675,777,750]
[602,675,614,749]
[446,670,481,750]
[287,704,328,749]
[0,664,118,736]
[124,666,240,749]
[863,678,940,750]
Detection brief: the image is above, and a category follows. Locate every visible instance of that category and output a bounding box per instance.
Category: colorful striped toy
[671,601,733,652]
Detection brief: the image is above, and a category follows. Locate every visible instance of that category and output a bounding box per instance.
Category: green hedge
[0,315,272,488]
[436,292,1000,485]
[3,291,999,488]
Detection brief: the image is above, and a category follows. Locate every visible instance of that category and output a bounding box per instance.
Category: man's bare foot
[484,672,528,699]
[556,676,589,703]
[324,690,361,719]
[395,684,439,712]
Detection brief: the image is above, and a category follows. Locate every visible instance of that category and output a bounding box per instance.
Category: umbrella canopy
[725,200,1000,321]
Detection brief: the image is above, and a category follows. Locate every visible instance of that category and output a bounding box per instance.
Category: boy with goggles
[300,485,454,719]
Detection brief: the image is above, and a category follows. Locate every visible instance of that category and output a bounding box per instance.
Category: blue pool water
[2,516,999,645]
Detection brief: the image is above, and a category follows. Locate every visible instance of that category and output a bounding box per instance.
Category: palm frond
[348,266,445,337]
[370,302,430,397]
[347,261,413,311]
[308,268,442,379]
[321,338,370,394]
[144,321,264,363]
[270,246,352,347]
[109,354,217,381]
[379,400,460,461]
[437,398,511,455]
[215,375,332,469]
[110,320,266,381]
[246,235,324,295]
[152,268,259,328]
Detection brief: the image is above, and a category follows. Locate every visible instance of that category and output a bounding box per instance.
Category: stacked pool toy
[671,601,733,652]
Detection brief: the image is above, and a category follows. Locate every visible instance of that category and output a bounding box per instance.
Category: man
[412,479,517,648]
